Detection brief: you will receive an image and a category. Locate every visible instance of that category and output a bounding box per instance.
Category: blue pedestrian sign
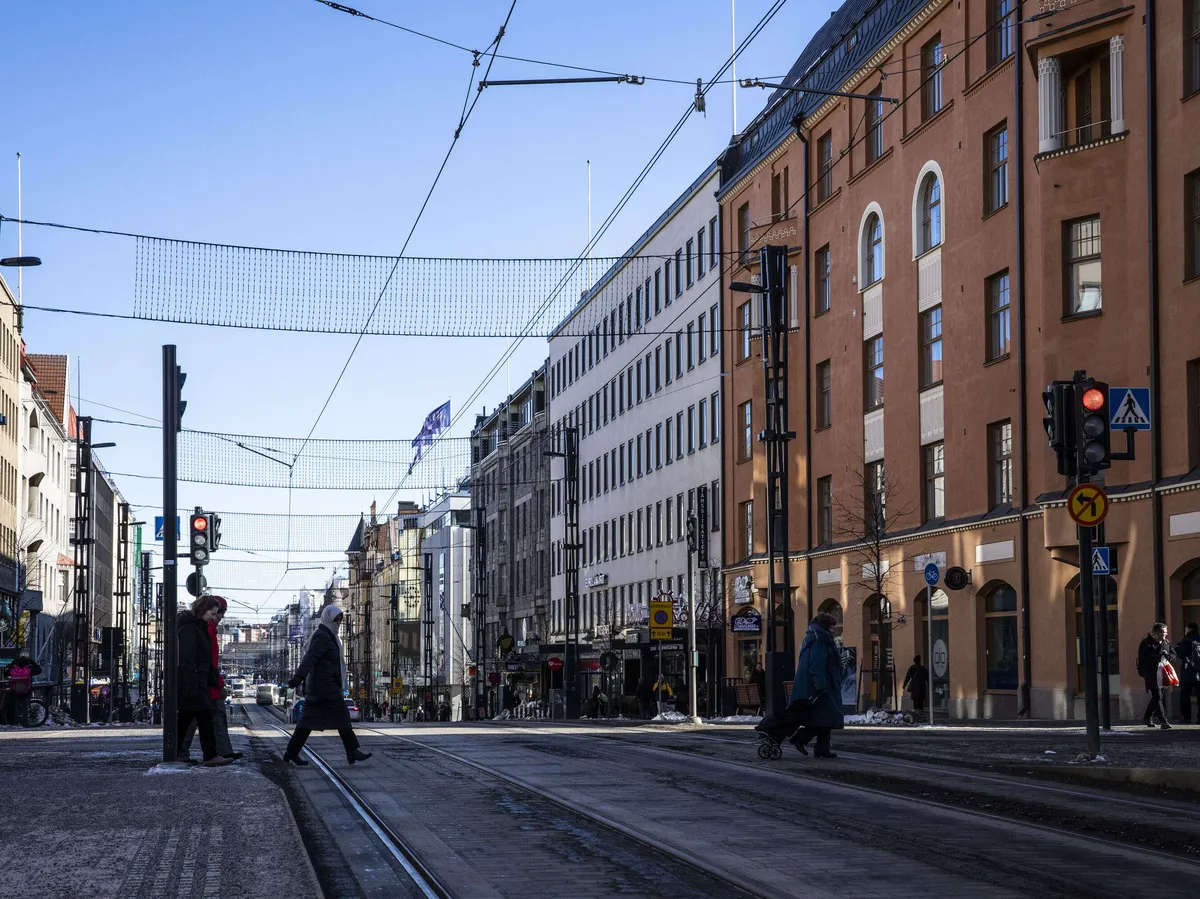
[154,516,180,542]
[1109,387,1151,431]
[1091,547,1111,576]
[924,562,940,587]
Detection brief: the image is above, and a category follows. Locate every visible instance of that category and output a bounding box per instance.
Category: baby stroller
[753,696,815,759]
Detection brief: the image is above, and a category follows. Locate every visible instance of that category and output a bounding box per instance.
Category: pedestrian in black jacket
[1175,622,1200,724]
[1137,622,1174,729]
[284,605,371,766]
[902,656,929,713]
[177,596,233,765]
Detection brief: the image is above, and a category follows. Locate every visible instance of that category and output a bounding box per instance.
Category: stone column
[1038,56,1063,153]
[1109,35,1125,133]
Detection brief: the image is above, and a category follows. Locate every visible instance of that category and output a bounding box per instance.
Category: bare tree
[831,455,917,709]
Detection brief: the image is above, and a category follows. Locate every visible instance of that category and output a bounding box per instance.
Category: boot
[201,756,234,767]
[347,749,372,764]
[283,753,309,766]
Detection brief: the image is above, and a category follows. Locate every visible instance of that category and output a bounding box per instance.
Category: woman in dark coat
[177,595,233,766]
[788,613,846,758]
[284,605,371,766]
[902,655,929,712]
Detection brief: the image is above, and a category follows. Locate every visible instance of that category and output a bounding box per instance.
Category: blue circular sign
[924,562,940,586]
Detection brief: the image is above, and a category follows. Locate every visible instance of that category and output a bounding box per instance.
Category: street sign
[154,516,180,541]
[649,599,674,641]
[185,571,207,597]
[1091,547,1111,576]
[548,657,564,672]
[944,566,971,590]
[1108,387,1151,431]
[924,562,939,587]
[1067,483,1109,527]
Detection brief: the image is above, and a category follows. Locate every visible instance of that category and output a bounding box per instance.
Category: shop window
[983,582,1019,690]
[1183,567,1200,632]
[1074,577,1120,693]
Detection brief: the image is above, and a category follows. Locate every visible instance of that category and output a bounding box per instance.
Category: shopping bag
[1159,659,1180,687]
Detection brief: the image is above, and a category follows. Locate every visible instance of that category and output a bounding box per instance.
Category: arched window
[819,598,844,638]
[862,213,884,286]
[982,582,1018,690]
[919,173,942,253]
[1182,567,1200,631]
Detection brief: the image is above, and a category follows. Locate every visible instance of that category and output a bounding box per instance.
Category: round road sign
[1066,483,1109,527]
[548,657,564,672]
[924,562,939,587]
[653,609,670,626]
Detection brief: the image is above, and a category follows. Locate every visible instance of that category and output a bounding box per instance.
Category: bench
[733,683,763,716]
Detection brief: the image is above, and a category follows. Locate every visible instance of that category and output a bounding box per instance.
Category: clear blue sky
[3,0,837,619]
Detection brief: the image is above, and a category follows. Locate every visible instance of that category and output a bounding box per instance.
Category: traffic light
[686,515,697,552]
[176,366,187,432]
[1076,377,1111,478]
[189,509,211,567]
[1042,381,1076,478]
[208,512,222,552]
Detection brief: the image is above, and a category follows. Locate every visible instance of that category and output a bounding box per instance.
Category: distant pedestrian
[3,654,43,727]
[176,596,234,766]
[1137,622,1175,730]
[636,678,653,720]
[181,597,241,762]
[284,605,372,766]
[902,655,929,713]
[788,613,846,759]
[749,662,766,711]
[587,684,608,718]
[1175,622,1200,724]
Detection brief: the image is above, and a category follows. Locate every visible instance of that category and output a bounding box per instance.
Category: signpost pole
[687,515,700,724]
[927,583,934,727]
[1078,523,1102,755]
[1096,521,1112,731]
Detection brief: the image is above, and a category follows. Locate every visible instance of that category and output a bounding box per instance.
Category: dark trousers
[177,708,218,760]
[285,726,359,760]
[1180,680,1200,723]
[793,726,833,755]
[1143,676,1168,725]
[182,696,233,757]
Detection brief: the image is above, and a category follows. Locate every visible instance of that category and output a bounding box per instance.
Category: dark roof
[346,516,365,554]
[718,0,928,197]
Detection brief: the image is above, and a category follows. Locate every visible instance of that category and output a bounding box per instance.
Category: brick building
[719,0,1200,719]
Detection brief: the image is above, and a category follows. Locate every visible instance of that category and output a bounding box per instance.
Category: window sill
[863,404,883,415]
[920,380,943,393]
[810,187,842,215]
[814,306,830,319]
[858,278,883,295]
[981,202,1009,223]
[815,424,831,433]
[901,99,955,146]
[848,147,894,187]
[984,352,1011,368]
[1062,309,1103,323]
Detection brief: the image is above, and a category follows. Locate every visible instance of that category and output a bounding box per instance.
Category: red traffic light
[192,516,208,531]
[1081,388,1105,411]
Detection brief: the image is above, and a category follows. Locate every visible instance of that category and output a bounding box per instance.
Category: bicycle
[0,683,48,727]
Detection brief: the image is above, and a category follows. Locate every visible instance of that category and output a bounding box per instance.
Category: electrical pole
[686,511,700,724]
[161,345,184,763]
[563,427,581,719]
[70,417,94,724]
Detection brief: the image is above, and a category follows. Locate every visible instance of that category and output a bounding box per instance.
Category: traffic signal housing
[1076,378,1111,478]
[189,510,211,567]
[1042,381,1076,479]
[176,366,187,432]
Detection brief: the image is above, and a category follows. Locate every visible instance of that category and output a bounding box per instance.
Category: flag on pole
[410,400,450,472]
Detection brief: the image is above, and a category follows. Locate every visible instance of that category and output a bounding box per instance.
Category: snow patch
[706,715,764,725]
[652,711,692,724]
[1044,749,1057,755]
[844,709,919,726]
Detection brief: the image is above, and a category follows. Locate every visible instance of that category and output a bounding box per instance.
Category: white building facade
[547,164,724,680]
[421,491,473,720]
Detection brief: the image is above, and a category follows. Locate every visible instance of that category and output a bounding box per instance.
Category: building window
[1066,215,1102,314]
[738,203,751,264]
[1188,170,1200,281]
[740,401,752,461]
[864,336,884,410]
[1063,47,1112,148]
[697,229,706,278]
[984,583,1019,690]
[987,270,1011,361]
[675,411,683,460]
[710,304,719,355]
[656,422,663,468]
[815,245,831,314]
[923,443,945,522]
[710,392,720,442]
[987,0,1014,70]
[816,360,832,429]
[739,302,752,361]
[920,306,943,388]
[986,123,1009,214]
[1189,359,1200,471]
[698,398,708,447]
[710,480,721,532]
[675,249,683,297]
[989,420,1013,507]
[771,166,789,220]
[665,340,672,385]
[687,405,696,453]
[665,416,673,463]
[1189,0,1200,96]
[686,239,695,287]
[709,216,718,267]
[698,313,707,363]
[675,332,683,378]
[865,460,887,527]
[654,269,662,314]
[921,35,943,121]
[862,213,883,286]
[817,132,834,203]
[740,500,753,558]
[918,173,942,254]
[685,323,695,370]
[817,475,833,544]
[866,87,884,164]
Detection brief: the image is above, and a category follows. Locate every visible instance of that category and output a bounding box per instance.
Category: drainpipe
[795,123,814,627]
[1014,30,1033,717]
[1145,0,1164,622]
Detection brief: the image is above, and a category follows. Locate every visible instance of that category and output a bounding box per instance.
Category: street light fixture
[740,77,899,106]
[0,257,41,267]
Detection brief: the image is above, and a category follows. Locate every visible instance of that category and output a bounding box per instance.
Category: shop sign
[585,573,609,588]
[732,575,752,603]
[730,607,763,633]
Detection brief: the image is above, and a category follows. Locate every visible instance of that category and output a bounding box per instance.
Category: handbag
[1159,659,1180,688]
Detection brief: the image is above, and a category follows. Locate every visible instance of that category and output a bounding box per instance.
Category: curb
[1000,764,1200,792]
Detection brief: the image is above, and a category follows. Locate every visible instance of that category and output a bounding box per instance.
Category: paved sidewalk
[0,723,321,899]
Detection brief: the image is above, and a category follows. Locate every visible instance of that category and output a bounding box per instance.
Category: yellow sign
[649,599,674,641]
[1067,483,1109,527]
[390,677,404,696]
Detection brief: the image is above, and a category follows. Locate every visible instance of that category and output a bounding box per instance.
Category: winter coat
[293,626,351,732]
[789,623,845,729]
[1175,633,1200,683]
[1136,634,1173,682]
[903,664,929,703]
[177,611,217,712]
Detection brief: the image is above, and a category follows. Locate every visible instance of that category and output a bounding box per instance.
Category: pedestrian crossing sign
[1108,387,1151,431]
[1091,547,1110,575]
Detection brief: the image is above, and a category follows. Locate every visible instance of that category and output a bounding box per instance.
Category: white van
[256,684,279,706]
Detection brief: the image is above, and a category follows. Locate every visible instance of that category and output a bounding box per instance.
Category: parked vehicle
[256,684,279,706]
[290,699,305,723]
[345,698,360,721]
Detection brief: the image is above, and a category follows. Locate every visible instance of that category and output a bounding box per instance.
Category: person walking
[3,654,43,727]
[1175,622,1200,724]
[788,613,846,759]
[181,597,242,762]
[1137,622,1174,730]
[635,678,653,720]
[176,596,234,766]
[902,655,929,713]
[284,605,371,766]
[749,662,767,713]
